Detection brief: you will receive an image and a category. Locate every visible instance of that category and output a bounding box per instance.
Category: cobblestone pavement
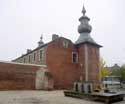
[0,90,124,104]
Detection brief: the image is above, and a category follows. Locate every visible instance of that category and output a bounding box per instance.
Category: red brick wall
[87,44,100,87]
[77,44,100,87]
[46,38,100,89]
[0,62,39,90]
[46,38,81,89]
[77,44,86,81]
[8,40,100,90]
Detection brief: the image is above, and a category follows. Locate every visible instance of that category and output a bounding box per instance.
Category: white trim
[84,44,89,81]
[33,52,36,61]
[63,40,69,48]
[28,55,31,63]
[39,49,44,61]
[23,57,26,63]
[0,60,47,67]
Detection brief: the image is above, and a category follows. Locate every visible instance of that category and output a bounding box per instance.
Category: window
[29,55,31,62]
[63,40,69,48]
[72,52,78,63]
[40,50,42,59]
[39,50,44,60]
[34,53,36,61]
[24,58,26,63]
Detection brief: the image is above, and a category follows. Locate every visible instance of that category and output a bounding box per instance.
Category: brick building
[0,4,102,90]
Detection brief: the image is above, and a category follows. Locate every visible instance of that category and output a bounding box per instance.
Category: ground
[0,90,124,104]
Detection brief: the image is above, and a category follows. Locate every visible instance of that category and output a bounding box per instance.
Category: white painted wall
[35,68,46,90]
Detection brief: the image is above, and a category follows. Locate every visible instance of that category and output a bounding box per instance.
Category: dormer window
[72,52,78,63]
[63,40,69,48]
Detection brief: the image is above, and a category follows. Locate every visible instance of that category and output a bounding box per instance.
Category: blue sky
[0,0,125,66]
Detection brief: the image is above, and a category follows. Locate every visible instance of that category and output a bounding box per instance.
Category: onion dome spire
[38,34,44,47]
[78,4,92,33]
[75,4,96,45]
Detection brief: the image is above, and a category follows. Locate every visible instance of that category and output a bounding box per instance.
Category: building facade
[12,4,102,90]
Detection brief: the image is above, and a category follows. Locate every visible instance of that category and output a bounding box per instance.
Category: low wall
[0,61,47,90]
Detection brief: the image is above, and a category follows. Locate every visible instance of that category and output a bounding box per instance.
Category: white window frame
[24,57,26,63]
[39,49,44,61]
[63,40,69,48]
[28,55,31,63]
[33,52,36,61]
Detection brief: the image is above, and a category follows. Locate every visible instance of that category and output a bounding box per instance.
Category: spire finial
[40,34,43,40]
[38,34,44,47]
[76,3,95,45]
[77,3,92,33]
[82,4,86,15]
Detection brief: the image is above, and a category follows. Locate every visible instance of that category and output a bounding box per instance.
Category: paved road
[0,90,124,104]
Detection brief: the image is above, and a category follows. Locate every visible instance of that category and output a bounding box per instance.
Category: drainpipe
[84,44,89,82]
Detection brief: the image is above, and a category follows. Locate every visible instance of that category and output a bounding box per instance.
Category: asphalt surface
[0,90,124,104]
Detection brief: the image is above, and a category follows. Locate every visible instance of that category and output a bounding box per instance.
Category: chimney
[52,34,59,41]
[27,49,32,53]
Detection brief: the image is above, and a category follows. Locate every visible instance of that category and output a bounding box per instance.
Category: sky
[0,0,125,66]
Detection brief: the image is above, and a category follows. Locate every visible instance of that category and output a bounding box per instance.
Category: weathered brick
[0,62,40,90]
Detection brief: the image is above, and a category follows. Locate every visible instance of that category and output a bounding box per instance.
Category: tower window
[72,52,78,63]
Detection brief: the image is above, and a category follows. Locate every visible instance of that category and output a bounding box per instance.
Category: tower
[38,34,44,47]
[76,4,102,88]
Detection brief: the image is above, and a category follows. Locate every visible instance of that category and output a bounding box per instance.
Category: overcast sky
[0,0,125,66]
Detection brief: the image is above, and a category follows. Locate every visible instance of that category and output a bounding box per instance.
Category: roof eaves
[75,41,103,48]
